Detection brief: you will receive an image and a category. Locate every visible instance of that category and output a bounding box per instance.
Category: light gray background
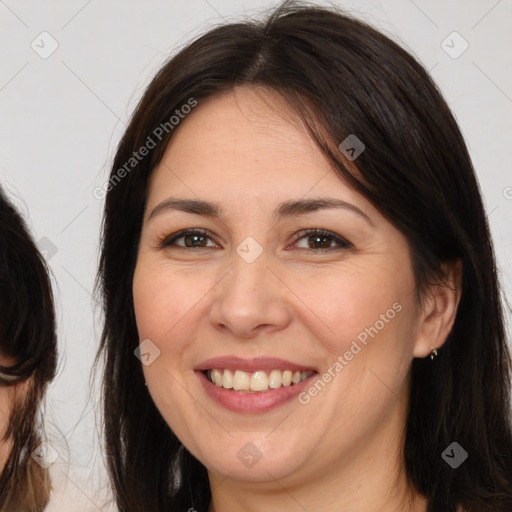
[1,0,511,505]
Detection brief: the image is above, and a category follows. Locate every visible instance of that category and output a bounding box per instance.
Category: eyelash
[159,228,352,253]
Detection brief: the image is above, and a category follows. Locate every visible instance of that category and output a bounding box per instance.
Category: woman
[96,2,512,511]
[0,186,58,510]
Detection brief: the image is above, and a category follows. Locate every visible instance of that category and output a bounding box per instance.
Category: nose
[208,249,292,338]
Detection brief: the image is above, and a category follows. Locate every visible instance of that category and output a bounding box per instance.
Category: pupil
[186,234,205,247]
[310,235,329,249]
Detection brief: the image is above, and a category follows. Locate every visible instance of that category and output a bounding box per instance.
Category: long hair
[0,186,58,510]
[96,2,512,511]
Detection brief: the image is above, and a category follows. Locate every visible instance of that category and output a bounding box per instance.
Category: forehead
[146,86,369,216]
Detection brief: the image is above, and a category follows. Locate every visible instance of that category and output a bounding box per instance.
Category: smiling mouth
[204,368,316,393]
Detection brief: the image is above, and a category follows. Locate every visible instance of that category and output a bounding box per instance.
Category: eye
[160,228,351,252]
[292,228,352,252]
[160,229,218,249]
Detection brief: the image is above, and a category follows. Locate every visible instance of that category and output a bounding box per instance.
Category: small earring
[430,348,438,360]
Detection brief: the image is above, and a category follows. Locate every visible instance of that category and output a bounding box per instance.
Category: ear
[413,259,463,359]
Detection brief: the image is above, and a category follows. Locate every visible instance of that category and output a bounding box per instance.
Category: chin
[195,437,310,484]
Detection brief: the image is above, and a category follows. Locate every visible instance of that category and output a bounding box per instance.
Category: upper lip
[194,356,318,373]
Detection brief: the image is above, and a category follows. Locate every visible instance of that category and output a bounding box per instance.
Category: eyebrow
[147,197,374,226]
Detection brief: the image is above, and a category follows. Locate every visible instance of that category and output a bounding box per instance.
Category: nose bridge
[209,236,292,336]
[224,238,272,309]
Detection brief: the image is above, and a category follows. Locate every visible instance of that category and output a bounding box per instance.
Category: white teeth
[250,371,269,391]
[233,370,250,391]
[282,370,292,386]
[212,369,222,386]
[268,369,282,388]
[207,368,314,392]
[223,369,234,389]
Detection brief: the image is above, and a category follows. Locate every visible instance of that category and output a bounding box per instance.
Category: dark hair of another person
[0,186,58,511]
[95,2,512,511]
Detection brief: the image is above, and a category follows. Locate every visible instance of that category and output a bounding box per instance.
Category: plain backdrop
[1,0,511,504]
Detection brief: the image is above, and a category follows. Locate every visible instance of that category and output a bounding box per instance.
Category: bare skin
[0,355,18,471]
[0,389,12,469]
[133,86,461,512]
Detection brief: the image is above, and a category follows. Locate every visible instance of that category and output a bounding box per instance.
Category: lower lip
[196,370,316,413]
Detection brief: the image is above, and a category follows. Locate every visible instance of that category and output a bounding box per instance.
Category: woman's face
[133,86,430,486]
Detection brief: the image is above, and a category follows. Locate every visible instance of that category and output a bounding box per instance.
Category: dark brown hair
[0,186,58,510]
[96,2,512,511]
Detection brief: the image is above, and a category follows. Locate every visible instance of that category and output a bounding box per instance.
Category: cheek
[310,268,417,412]
[132,260,204,346]
[300,260,414,359]
[133,264,212,458]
